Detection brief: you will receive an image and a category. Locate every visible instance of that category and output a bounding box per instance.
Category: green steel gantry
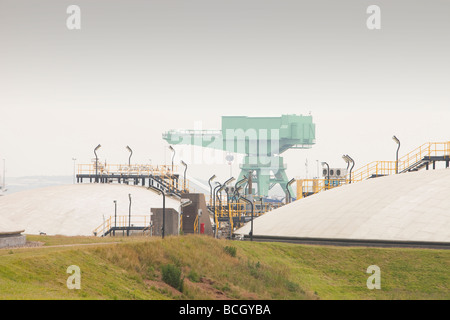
[162,114,316,197]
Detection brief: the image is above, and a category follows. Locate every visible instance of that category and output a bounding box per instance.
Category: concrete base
[151,208,179,237]
[0,234,26,249]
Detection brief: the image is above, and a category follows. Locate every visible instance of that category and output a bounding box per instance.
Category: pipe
[239,196,254,241]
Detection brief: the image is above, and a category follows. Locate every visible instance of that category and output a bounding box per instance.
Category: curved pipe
[181,160,187,192]
[233,175,248,200]
[347,155,355,184]
[94,144,101,183]
[208,174,216,203]
[239,196,254,241]
[213,183,222,238]
[286,178,296,204]
[169,145,175,172]
[126,146,133,166]
[217,177,235,207]
[393,136,400,174]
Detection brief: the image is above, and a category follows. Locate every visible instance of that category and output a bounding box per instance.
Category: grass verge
[0,235,448,299]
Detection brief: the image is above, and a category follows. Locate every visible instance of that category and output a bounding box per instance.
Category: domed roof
[236,169,450,244]
[0,183,180,236]
[0,216,24,235]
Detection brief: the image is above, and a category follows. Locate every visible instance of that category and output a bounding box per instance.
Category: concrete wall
[151,208,179,236]
[181,193,213,236]
[0,234,26,249]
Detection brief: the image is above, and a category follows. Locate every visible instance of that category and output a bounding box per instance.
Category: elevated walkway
[297,141,450,199]
[76,162,197,197]
[352,141,450,182]
[93,215,152,237]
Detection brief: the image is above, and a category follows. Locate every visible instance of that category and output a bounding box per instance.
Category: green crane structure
[162,114,316,197]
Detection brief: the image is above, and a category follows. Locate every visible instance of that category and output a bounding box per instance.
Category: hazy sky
[1,0,449,185]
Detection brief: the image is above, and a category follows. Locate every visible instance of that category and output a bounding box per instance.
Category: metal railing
[351,141,450,182]
[297,141,450,199]
[163,129,222,138]
[77,162,198,194]
[78,163,177,176]
[296,178,348,199]
[92,215,152,237]
[351,161,397,183]
[398,141,450,172]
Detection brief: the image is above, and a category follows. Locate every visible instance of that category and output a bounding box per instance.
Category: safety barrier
[78,163,177,176]
[297,141,450,199]
[93,215,151,237]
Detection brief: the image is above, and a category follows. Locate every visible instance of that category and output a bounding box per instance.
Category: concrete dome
[0,216,24,235]
[0,184,180,236]
[0,216,26,249]
[236,169,450,244]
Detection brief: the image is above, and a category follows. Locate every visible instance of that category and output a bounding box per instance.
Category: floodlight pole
[181,160,187,192]
[169,146,175,172]
[393,136,401,174]
[347,155,355,183]
[343,155,355,184]
[94,144,101,183]
[234,175,248,200]
[217,177,235,208]
[208,174,216,204]
[239,196,254,241]
[286,178,296,204]
[213,183,222,238]
[126,145,133,166]
[149,182,166,239]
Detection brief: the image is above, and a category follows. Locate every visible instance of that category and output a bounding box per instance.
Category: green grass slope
[0,235,448,300]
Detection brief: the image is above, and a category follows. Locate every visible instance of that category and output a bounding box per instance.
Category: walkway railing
[77,162,198,194]
[78,163,177,176]
[93,215,151,237]
[297,141,450,199]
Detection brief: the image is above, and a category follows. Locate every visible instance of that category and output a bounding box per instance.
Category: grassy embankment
[0,234,448,300]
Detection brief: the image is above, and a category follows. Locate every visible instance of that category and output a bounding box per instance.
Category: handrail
[297,141,450,199]
[164,129,222,136]
[77,163,177,176]
[93,215,151,237]
[296,178,348,199]
[77,162,199,195]
[351,141,450,183]
[351,161,397,183]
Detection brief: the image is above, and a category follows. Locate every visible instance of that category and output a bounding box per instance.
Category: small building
[0,217,26,249]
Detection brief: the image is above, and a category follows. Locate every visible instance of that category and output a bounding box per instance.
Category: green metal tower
[163,114,316,197]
